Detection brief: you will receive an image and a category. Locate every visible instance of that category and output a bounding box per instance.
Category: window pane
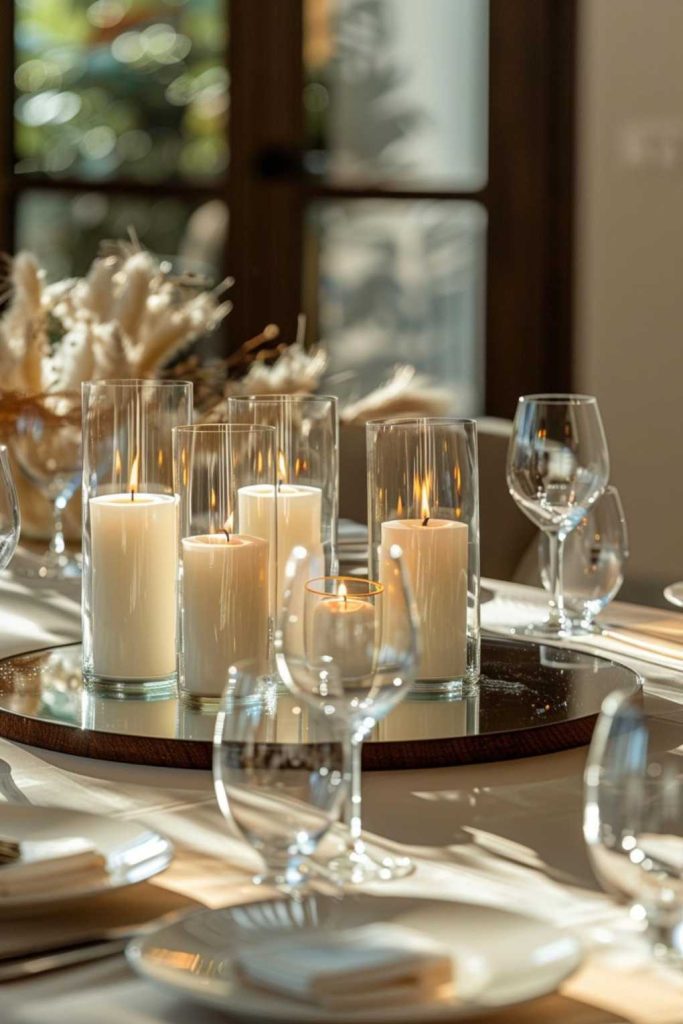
[16,189,227,281]
[14,0,228,182]
[305,199,486,414]
[305,0,488,189]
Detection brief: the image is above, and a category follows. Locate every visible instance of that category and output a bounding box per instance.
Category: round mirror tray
[0,638,641,771]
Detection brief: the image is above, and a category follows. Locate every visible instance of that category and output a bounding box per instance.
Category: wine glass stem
[342,731,364,849]
[546,531,566,628]
[50,496,66,557]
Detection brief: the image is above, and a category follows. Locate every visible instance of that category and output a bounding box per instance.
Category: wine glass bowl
[0,445,20,572]
[507,394,610,636]
[213,669,345,891]
[11,392,81,578]
[278,546,418,884]
[539,485,628,633]
[584,690,683,967]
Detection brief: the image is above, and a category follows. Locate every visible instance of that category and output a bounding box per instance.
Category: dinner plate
[0,805,172,915]
[127,893,582,1022]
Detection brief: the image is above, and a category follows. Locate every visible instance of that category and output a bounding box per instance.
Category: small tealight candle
[311,581,378,681]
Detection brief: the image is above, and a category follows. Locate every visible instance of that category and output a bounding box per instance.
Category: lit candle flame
[337,581,348,605]
[420,477,431,526]
[277,450,288,486]
[129,454,139,501]
[222,512,234,541]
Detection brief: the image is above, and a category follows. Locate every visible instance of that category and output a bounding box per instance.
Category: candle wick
[422,515,430,526]
[222,528,230,542]
[277,480,282,492]
[131,489,135,502]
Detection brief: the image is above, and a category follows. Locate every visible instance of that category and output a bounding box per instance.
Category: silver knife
[0,937,129,983]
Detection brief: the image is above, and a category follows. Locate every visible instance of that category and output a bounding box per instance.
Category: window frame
[1,0,576,419]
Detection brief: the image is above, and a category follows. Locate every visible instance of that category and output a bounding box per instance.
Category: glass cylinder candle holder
[367,417,480,694]
[227,395,339,618]
[81,379,193,694]
[173,423,276,708]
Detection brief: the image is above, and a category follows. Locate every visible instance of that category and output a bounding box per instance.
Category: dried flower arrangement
[0,242,332,426]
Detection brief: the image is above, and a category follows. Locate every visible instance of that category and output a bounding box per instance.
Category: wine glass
[213,667,346,892]
[12,392,81,578]
[584,690,683,967]
[507,394,609,637]
[277,545,419,885]
[539,485,628,634]
[0,445,20,572]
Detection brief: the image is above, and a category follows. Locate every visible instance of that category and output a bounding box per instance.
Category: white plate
[127,893,582,1022]
[0,805,172,915]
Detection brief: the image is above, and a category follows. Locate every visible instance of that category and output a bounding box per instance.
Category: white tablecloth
[1,573,682,1024]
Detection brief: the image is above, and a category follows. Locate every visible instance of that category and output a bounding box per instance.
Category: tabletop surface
[0,569,682,1024]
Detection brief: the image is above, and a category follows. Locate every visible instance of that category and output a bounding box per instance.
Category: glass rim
[366,415,477,429]
[228,394,337,406]
[305,575,384,598]
[173,423,275,435]
[518,393,598,405]
[81,379,193,390]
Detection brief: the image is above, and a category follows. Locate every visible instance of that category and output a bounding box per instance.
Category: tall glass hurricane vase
[227,395,339,618]
[367,417,480,694]
[507,394,609,638]
[173,423,276,707]
[82,380,193,693]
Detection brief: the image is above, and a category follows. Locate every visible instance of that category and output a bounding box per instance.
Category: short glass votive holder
[227,395,339,615]
[367,416,480,694]
[81,379,193,694]
[173,423,276,708]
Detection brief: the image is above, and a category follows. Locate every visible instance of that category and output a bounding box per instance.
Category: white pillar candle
[89,493,178,681]
[381,518,468,680]
[310,585,377,682]
[238,483,323,609]
[181,532,269,697]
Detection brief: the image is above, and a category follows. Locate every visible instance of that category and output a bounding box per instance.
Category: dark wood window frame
[1,0,576,420]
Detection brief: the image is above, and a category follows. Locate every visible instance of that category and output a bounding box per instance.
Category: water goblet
[12,392,81,578]
[0,445,20,571]
[539,485,628,634]
[213,668,346,893]
[277,545,419,885]
[584,690,683,967]
[507,394,610,637]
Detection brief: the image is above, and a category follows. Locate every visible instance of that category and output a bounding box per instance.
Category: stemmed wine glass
[0,445,20,572]
[539,485,629,634]
[213,668,346,892]
[277,545,419,885]
[584,690,683,967]
[12,392,81,578]
[507,394,609,637]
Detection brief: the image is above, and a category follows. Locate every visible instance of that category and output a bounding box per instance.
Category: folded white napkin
[235,922,455,1011]
[0,835,108,898]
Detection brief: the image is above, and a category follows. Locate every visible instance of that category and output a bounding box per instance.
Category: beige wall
[574,0,683,604]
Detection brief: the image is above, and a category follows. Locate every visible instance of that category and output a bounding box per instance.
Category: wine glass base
[326,844,414,885]
[512,619,599,641]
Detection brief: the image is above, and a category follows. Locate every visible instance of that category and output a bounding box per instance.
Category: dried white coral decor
[0,245,233,395]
